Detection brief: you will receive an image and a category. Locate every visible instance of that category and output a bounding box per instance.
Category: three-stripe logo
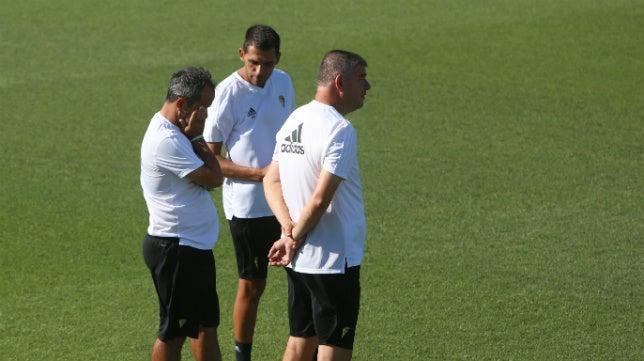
[281,123,305,154]
[285,123,302,143]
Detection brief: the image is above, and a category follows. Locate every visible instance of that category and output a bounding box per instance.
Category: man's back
[274,100,366,274]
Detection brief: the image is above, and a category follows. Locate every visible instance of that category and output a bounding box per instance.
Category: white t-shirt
[204,69,295,220]
[273,100,366,274]
[140,112,220,250]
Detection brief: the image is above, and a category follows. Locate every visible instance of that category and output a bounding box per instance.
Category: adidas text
[281,143,304,154]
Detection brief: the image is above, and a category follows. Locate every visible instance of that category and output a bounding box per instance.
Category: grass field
[1,0,642,360]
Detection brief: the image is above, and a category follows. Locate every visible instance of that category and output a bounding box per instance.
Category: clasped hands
[268,222,305,267]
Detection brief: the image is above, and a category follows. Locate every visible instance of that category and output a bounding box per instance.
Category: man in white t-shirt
[264,50,371,361]
[141,67,224,361]
[203,24,295,361]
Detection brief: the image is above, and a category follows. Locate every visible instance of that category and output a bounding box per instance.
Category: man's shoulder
[272,68,291,78]
[142,118,187,160]
[294,102,354,136]
[146,113,179,138]
[270,69,293,85]
[216,71,243,93]
[298,101,345,120]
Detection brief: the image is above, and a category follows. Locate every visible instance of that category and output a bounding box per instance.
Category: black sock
[235,341,252,361]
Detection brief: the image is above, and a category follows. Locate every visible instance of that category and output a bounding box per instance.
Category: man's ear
[275,51,282,65]
[333,73,344,95]
[176,96,185,109]
[238,48,245,61]
[175,96,187,116]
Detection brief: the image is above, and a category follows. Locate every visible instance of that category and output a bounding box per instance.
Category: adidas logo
[281,123,304,154]
[284,123,302,143]
[247,107,257,119]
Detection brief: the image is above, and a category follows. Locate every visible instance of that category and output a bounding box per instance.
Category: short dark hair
[165,67,215,105]
[242,24,281,54]
[317,50,367,86]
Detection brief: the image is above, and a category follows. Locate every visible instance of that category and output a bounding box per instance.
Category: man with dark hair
[141,67,224,361]
[264,50,371,361]
[203,25,295,361]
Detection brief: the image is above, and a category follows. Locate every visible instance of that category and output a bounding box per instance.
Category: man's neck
[159,102,179,126]
[315,89,347,115]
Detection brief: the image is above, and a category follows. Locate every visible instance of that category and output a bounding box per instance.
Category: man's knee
[284,336,318,361]
[317,344,353,361]
[238,278,266,300]
[153,337,186,359]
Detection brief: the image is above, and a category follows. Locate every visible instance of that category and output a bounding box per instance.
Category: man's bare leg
[190,326,222,361]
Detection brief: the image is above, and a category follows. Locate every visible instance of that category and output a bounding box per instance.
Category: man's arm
[264,160,296,266]
[186,140,223,189]
[180,106,223,189]
[290,169,342,243]
[207,142,266,182]
[263,160,295,236]
[264,163,342,266]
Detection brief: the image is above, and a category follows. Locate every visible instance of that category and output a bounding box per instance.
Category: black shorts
[142,234,220,341]
[286,266,361,349]
[228,216,281,279]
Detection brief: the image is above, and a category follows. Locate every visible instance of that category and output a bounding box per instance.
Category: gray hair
[317,50,367,86]
[165,67,215,105]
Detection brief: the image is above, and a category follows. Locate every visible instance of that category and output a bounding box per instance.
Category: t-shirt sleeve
[204,88,234,143]
[272,127,282,161]
[286,75,296,113]
[155,136,204,178]
[322,124,357,180]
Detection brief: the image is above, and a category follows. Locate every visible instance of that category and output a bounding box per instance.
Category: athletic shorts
[142,234,220,341]
[286,266,361,349]
[228,216,281,279]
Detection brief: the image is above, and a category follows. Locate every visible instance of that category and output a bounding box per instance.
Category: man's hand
[256,164,270,181]
[179,106,207,139]
[268,236,298,266]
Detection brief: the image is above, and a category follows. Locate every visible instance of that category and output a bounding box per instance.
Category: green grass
[1,0,642,360]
